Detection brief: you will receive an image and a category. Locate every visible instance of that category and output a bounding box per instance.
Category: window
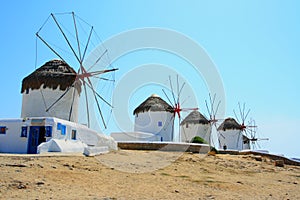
[21,126,27,137]
[71,130,77,140]
[61,125,66,135]
[45,126,52,137]
[57,123,61,130]
[186,123,189,128]
[0,126,6,134]
[158,121,162,127]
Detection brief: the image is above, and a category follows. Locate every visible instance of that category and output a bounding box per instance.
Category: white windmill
[162,75,199,142]
[180,110,211,143]
[217,103,268,151]
[26,12,118,132]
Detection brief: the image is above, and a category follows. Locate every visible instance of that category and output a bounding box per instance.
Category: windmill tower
[180,110,211,143]
[21,60,81,122]
[217,117,243,150]
[133,94,174,141]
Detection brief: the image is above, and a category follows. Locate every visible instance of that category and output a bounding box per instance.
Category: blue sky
[0,1,299,157]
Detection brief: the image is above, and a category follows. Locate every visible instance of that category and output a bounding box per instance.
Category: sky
[0,1,299,157]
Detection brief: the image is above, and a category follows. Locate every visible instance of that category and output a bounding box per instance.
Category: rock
[274,160,284,167]
[36,181,45,186]
[253,155,262,162]
[17,184,26,189]
[6,163,27,167]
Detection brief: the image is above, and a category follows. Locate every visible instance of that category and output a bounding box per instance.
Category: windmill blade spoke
[51,13,81,64]
[177,82,185,99]
[244,109,251,122]
[72,12,82,62]
[36,33,65,62]
[46,84,74,112]
[205,100,212,118]
[86,49,108,72]
[219,133,225,139]
[238,102,243,123]
[169,76,177,105]
[162,89,174,107]
[89,68,118,76]
[212,94,217,116]
[181,95,190,106]
[242,103,246,121]
[178,115,181,141]
[82,82,90,128]
[176,74,180,104]
[93,77,115,82]
[209,93,214,116]
[68,86,77,121]
[257,142,261,149]
[83,79,113,108]
[81,26,93,63]
[181,108,198,111]
[92,89,107,129]
[257,138,269,141]
[214,100,221,119]
[233,109,239,123]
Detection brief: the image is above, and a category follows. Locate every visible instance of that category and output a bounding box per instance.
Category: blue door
[27,126,46,154]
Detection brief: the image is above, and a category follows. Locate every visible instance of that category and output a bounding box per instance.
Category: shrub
[191,136,207,144]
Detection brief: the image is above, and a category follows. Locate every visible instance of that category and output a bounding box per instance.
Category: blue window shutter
[21,127,27,137]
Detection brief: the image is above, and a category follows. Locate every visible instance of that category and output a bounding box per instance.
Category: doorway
[27,126,46,154]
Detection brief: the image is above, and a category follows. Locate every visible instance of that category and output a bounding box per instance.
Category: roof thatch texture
[21,60,81,94]
[217,117,242,131]
[180,110,209,125]
[133,95,174,115]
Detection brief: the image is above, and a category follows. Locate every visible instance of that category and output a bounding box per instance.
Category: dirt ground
[0,150,299,200]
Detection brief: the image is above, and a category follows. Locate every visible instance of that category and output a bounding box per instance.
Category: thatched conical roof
[21,59,81,94]
[180,110,209,125]
[217,117,242,131]
[133,94,174,115]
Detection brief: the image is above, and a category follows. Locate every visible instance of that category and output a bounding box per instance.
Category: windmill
[161,75,198,142]
[233,103,269,150]
[205,93,222,147]
[34,12,118,132]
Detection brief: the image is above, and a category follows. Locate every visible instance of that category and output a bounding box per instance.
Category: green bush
[210,146,218,153]
[191,136,207,144]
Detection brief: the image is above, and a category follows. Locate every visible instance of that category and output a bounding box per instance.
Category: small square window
[21,126,27,137]
[57,123,61,130]
[0,126,6,134]
[71,130,76,140]
[61,125,66,135]
[45,126,52,137]
[158,121,163,127]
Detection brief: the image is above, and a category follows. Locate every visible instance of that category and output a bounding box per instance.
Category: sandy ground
[0,150,299,200]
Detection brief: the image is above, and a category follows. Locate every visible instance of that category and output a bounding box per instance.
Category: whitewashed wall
[180,123,211,144]
[134,111,174,141]
[0,119,28,153]
[111,131,160,142]
[243,142,250,150]
[218,129,243,150]
[21,86,79,122]
[0,117,117,154]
